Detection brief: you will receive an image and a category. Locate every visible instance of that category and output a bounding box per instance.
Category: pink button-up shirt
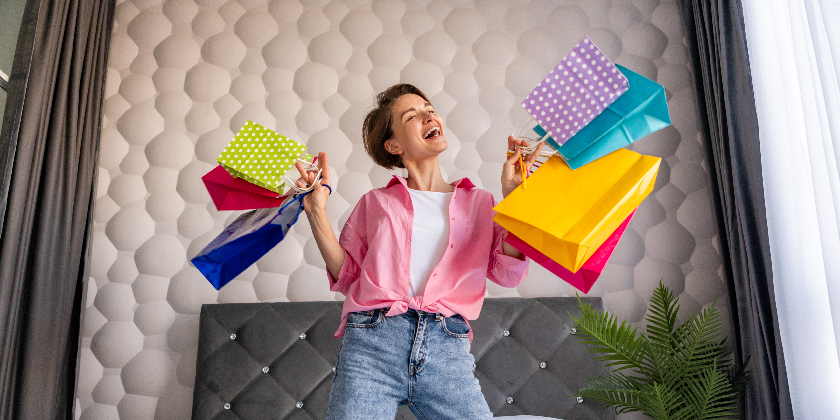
[328,176,530,338]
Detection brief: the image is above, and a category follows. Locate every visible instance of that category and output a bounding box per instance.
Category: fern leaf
[672,300,726,378]
[683,362,738,419]
[639,338,682,388]
[641,382,685,420]
[645,281,680,349]
[577,374,648,414]
[570,298,646,371]
[724,354,752,398]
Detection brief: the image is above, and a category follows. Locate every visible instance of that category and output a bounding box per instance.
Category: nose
[421,110,434,122]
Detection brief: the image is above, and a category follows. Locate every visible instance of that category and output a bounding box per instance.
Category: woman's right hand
[294,152,331,216]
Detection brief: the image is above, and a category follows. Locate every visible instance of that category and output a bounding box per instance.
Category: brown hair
[362,84,431,169]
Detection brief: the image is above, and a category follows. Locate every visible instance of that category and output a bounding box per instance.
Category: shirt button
[450,244,453,248]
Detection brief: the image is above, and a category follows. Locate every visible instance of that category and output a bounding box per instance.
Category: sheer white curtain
[741,0,840,417]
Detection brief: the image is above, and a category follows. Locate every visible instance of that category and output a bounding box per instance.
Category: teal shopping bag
[534,64,670,170]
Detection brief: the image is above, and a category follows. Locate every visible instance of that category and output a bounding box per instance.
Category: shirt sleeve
[486,195,530,288]
[327,194,368,294]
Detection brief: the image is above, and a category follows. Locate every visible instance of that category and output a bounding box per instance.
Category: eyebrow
[399,102,433,120]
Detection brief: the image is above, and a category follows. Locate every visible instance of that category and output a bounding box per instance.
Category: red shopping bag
[202,165,289,211]
[505,210,636,294]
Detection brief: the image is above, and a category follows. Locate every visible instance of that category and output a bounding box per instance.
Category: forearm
[501,230,525,260]
[306,209,345,280]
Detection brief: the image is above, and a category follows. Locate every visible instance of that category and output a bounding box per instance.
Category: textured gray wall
[75,0,729,418]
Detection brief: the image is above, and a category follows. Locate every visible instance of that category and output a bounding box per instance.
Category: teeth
[424,127,439,139]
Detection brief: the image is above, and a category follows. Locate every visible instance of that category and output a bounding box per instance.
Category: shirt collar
[386,175,476,189]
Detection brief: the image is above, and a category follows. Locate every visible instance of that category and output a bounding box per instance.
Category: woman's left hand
[501,135,543,198]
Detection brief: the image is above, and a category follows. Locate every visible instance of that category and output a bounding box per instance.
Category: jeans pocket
[345,309,384,329]
[441,315,470,338]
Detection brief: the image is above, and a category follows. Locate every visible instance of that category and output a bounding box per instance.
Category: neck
[403,158,453,192]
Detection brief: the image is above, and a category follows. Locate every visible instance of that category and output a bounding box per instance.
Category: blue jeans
[327,309,493,420]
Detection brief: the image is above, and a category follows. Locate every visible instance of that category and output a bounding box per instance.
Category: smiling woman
[290,83,544,419]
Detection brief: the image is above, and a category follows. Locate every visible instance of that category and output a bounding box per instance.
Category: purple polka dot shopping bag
[522,36,629,146]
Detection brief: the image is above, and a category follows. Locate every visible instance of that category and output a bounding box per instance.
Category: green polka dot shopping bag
[217,120,312,194]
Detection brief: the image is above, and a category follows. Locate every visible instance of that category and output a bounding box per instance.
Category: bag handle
[281,158,322,195]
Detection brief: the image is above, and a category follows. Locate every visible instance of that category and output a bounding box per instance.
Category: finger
[505,147,521,166]
[319,152,331,185]
[507,135,516,153]
[525,143,543,166]
[294,161,311,181]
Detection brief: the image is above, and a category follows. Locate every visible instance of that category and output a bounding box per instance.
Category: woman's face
[385,93,447,165]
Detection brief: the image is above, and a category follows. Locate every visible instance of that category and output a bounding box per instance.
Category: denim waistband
[359,308,458,320]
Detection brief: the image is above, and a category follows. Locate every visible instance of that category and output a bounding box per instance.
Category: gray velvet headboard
[191,297,614,420]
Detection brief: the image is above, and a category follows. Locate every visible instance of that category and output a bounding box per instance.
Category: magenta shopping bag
[505,210,636,294]
[202,165,289,211]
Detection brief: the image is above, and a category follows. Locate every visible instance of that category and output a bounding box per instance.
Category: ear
[384,139,402,156]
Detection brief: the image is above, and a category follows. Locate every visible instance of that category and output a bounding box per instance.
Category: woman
[295,84,542,419]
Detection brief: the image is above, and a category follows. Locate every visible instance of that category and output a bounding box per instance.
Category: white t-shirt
[407,189,453,297]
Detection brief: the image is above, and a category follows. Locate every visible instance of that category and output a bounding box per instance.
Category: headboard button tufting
[506,397,514,404]
[299,333,306,339]
[262,367,269,373]
[229,333,236,340]
[295,402,304,409]
[502,330,510,337]
[223,403,230,410]
[577,397,584,404]
[570,328,577,335]
[539,362,547,369]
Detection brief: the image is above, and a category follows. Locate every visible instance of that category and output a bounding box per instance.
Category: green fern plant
[569,282,750,420]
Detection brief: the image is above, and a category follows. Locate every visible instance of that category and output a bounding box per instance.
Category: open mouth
[423,126,441,139]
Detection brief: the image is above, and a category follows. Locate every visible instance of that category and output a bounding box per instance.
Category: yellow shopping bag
[493,150,660,273]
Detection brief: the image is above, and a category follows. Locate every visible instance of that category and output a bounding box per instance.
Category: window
[0,0,28,124]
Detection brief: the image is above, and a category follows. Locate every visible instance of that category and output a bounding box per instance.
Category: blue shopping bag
[191,192,307,289]
[534,64,670,169]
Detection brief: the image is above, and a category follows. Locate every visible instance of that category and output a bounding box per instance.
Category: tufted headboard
[191,297,614,420]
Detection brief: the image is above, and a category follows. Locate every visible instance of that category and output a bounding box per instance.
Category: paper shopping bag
[493,150,660,273]
[535,64,670,170]
[191,193,307,289]
[217,120,311,194]
[506,210,635,294]
[202,165,290,211]
[522,36,628,146]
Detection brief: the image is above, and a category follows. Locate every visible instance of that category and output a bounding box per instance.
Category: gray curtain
[0,0,114,417]
[679,0,793,419]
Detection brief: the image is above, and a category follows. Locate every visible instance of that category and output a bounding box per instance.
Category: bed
[190,297,614,419]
